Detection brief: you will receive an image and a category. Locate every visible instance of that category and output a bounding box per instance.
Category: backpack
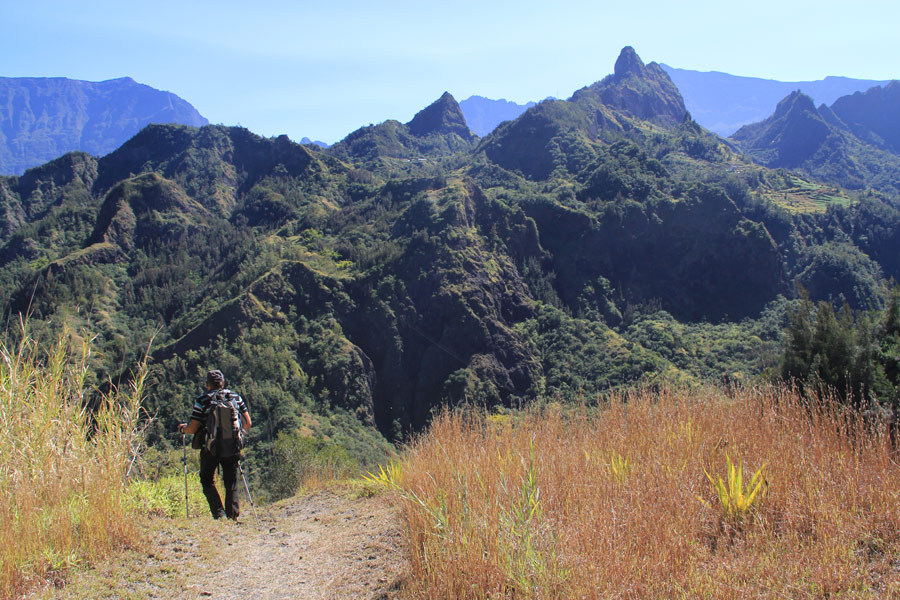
[203,390,244,458]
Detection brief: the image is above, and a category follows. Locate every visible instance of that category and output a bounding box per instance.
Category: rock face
[482,46,692,180]
[407,92,476,139]
[0,77,208,175]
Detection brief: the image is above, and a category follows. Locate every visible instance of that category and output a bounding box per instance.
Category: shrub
[264,431,358,500]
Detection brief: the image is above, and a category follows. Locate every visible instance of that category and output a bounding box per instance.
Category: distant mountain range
[3,68,893,177]
[459,70,891,140]
[661,66,892,137]
[0,77,208,175]
[458,96,536,137]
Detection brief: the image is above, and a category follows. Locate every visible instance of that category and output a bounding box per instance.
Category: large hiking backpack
[203,390,244,458]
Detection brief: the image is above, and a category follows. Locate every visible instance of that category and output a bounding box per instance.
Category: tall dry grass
[392,386,900,598]
[0,324,146,598]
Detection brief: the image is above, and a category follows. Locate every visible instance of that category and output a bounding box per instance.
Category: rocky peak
[773,91,817,119]
[613,46,645,78]
[730,90,832,168]
[576,46,687,127]
[407,92,474,139]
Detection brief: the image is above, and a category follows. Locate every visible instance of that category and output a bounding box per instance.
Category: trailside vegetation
[0,324,147,598]
[384,385,900,598]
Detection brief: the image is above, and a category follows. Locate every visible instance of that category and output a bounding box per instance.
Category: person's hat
[206,369,225,389]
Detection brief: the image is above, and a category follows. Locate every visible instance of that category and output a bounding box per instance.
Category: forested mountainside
[0,77,208,175]
[2,47,899,471]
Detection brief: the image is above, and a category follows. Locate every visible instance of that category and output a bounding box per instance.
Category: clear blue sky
[2,0,897,144]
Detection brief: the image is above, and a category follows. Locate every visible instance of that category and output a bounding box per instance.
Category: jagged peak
[407,92,473,138]
[614,46,645,78]
[774,91,817,118]
[569,46,686,127]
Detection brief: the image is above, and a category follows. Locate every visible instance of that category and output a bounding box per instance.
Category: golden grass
[0,324,146,598]
[392,386,900,598]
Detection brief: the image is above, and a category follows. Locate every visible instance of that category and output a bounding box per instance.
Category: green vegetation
[779,287,900,408]
[702,456,768,523]
[760,172,853,214]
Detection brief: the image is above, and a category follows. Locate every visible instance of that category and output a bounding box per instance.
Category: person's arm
[241,411,251,434]
[177,419,203,435]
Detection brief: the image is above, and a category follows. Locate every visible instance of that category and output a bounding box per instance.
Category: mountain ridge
[327,91,477,164]
[1,47,898,465]
[0,76,208,175]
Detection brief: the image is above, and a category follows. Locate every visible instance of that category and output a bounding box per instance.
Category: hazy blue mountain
[459,96,536,137]
[0,77,208,175]
[660,65,891,137]
[828,81,900,153]
[300,137,330,148]
[730,85,900,194]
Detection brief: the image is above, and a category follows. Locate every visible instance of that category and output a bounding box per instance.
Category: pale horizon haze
[2,0,897,144]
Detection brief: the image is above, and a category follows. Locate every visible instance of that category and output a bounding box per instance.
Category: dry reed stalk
[395,385,900,598]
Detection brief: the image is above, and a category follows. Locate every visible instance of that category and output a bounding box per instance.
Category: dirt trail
[37,489,407,600]
[186,490,406,599]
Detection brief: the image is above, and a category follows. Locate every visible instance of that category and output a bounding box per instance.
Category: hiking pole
[182,433,189,518]
[238,461,260,526]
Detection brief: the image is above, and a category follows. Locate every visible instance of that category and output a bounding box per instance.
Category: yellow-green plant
[608,451,633,483]
[702,455,768,521]
[362,460,404,490]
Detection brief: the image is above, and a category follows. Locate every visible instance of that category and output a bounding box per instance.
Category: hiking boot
[213,509,227,520]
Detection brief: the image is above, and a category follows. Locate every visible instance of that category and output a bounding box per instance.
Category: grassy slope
[389,386,900,598]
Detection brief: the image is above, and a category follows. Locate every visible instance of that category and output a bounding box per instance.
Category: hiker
[177,370,251,520]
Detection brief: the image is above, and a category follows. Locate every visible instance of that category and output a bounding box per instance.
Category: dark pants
[199,449,240,519]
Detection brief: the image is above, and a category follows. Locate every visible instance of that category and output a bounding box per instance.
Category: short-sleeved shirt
[190,388,249,424]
